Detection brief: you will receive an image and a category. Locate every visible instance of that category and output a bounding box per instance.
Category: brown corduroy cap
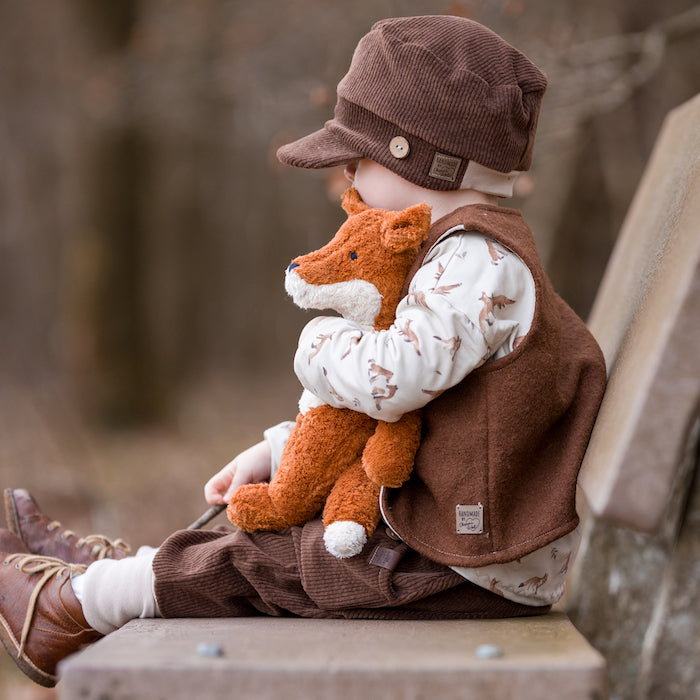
[277,16,547,191]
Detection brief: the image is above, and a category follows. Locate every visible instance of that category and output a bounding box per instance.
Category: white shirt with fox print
[265,228,580,607]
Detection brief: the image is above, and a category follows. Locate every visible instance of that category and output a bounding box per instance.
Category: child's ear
[341,188,370,216]
[380,203,431,252]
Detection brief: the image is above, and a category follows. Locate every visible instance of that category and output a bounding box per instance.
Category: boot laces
[3,553,87,654]
[47,521,131,559]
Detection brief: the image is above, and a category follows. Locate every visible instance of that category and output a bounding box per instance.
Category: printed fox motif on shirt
[486,238,506,265]
[368,360,399,410]
[406,261,462,311]
[478,292,516,332]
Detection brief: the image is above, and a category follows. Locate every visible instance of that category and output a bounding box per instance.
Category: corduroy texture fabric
[380,204,607,567]
[277,16,547,190]
[152,521,547,620]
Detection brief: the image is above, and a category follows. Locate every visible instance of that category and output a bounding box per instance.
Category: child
[0,15,606,688]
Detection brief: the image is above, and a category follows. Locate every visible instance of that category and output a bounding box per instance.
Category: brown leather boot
[0,531,102,687]
[4,488,131,565]
[0,527,30,554]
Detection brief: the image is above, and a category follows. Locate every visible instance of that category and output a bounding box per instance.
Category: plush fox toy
[227,188,430,558]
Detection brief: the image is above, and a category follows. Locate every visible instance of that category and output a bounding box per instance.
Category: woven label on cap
[429,152,462,182]
[456,504,484,534]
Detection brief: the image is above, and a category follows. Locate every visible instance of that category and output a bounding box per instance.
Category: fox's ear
[380,203,431,252]
[341,188,369,216]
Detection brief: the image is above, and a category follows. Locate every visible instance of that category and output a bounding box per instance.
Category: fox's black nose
[287,262,299,272]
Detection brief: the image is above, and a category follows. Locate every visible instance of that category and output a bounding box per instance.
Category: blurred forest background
[1,0,700,695]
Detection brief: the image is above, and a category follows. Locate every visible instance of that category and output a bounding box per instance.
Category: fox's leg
[362,410,422,488]
[322,460,381,558]
[228,405,375,532]
[227,482,292,532]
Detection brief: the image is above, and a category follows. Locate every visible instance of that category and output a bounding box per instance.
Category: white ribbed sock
[71,547,161,635]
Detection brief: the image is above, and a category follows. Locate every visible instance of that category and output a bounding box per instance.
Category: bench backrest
[578,92,700,533]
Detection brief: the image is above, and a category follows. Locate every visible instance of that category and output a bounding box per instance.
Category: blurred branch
[539,4,700,140]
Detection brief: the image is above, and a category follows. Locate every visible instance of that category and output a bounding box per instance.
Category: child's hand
[204,440,272,505]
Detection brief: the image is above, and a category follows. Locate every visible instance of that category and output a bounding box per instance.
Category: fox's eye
[350,251,358,260]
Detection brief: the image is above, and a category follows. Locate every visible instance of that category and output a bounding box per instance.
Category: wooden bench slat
[579,92,700,532]
[58,614,607,699]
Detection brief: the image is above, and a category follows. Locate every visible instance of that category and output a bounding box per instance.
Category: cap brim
[276,126,363,169]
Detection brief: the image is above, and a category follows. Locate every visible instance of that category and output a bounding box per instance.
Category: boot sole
[0,612,57,687]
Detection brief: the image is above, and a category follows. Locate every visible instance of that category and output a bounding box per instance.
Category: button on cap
[389,136,410,159]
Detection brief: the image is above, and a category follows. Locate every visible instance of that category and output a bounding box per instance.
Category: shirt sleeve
[263,421,296,479]
[293,231,536,422]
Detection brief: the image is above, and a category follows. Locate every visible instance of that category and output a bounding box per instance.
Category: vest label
[456,504,484,534]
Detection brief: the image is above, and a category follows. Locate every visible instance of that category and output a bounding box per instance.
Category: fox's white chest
[285,266,382,329]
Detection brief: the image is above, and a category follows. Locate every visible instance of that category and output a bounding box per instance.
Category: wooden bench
[566,91,700,699]
[57,616,605,700]
[57,92,700,700]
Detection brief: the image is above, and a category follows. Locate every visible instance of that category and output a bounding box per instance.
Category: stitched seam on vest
[485,384,493,548]
[403,518,579,562]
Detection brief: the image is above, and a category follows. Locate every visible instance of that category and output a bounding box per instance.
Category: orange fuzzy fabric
[227,189,430,556]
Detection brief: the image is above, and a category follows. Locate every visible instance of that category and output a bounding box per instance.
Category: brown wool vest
[380,203,607,568]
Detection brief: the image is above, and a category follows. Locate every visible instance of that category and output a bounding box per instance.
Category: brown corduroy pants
[152,520,548,620]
